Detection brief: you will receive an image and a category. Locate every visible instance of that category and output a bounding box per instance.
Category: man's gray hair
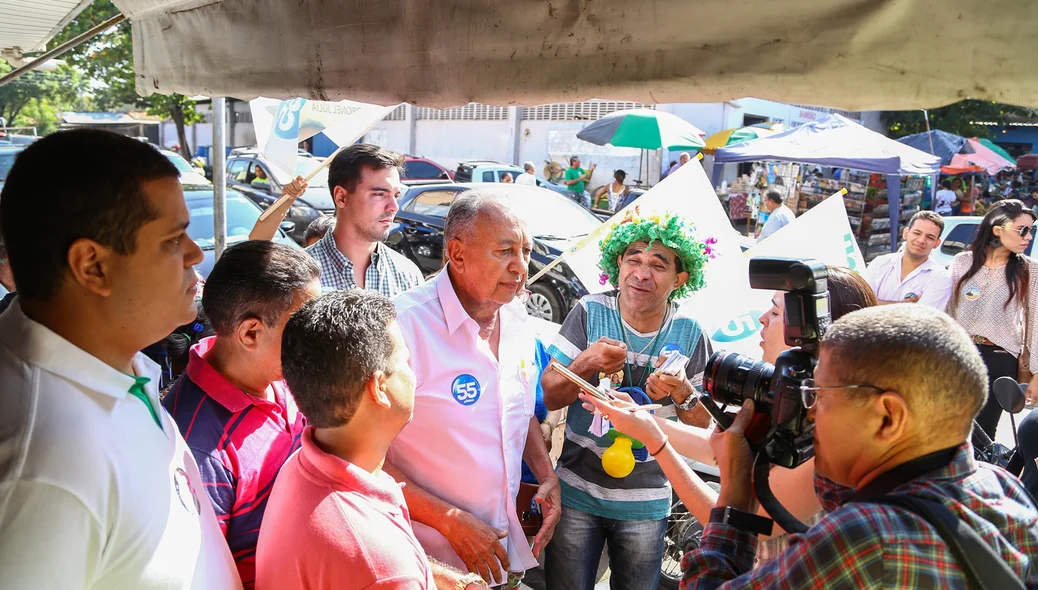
[523,161,535,172]
[821,304,988,437]
[444,189,511,242]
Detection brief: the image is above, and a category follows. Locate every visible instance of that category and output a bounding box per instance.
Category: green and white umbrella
[576,109,706,151]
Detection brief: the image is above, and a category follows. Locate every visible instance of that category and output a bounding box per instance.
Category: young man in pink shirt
[257,290,486,590]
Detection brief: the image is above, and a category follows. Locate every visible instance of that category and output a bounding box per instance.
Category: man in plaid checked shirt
[306,144,423,298]
[685,305,1038,588]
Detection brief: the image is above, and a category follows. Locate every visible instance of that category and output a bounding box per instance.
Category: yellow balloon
[602,436,636,478]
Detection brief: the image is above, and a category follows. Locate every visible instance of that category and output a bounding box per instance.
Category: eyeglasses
[1008,225,1037,239]
[800,378,884,409]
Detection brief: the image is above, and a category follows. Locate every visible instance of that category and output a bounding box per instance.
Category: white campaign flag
[556,160,746,295]
[248,97,397,175]
[684,192,867,359]
[540,160,865,360]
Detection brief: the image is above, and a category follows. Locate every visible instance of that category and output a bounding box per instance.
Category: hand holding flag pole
[257,145,347,222]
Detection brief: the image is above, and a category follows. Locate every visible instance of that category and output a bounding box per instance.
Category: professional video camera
[698,257,831,534]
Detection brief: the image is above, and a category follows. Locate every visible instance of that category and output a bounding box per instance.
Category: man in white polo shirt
[863,210,953,310]
[386,189,562,587]
[0,130,240,589]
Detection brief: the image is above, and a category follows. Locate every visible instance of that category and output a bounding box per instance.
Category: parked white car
[930,216,1035,268]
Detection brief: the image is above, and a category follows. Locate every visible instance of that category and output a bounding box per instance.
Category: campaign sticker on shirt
[451,374,481,406]
[965,286,981,301]
[904,292,919,300]
[173,467,201,515]
[660,344,682,356]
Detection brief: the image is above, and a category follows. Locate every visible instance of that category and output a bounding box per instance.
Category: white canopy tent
[111,0,1038,109]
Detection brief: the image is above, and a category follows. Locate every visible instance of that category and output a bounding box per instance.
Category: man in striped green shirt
[541,212,713,590]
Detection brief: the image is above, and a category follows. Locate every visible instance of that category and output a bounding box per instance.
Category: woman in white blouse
[947,199,1038,439]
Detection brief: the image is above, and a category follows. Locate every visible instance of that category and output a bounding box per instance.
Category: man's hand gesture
[583,337,627,375]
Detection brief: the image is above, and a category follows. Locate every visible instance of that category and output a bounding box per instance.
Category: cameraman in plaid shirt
[686,305,1038,588]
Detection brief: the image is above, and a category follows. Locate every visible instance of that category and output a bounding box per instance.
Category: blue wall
[988,126,1038,156]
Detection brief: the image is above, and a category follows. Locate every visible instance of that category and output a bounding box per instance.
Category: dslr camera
[701,258,830,469]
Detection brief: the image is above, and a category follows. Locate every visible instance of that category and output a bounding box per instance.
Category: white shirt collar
[433,265,527,336]
[0,300,160,400]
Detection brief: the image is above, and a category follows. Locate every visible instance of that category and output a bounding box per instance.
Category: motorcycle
[658,460,719,590]
[973,376,1028,475]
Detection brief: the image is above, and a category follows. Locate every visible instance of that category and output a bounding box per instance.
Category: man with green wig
[541,210,714,590]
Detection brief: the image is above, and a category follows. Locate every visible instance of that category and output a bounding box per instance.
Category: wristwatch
[457,573,489,590]
[674,388,700,411]
[709,506,774,536]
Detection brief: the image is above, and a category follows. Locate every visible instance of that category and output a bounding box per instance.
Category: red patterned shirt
[162,337,306,589]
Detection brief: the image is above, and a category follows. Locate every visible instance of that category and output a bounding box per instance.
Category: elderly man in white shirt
[0,129,240,589]
[863,210,953,309]
[385,189,562,588]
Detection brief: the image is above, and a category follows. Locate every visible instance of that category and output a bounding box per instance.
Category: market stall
[713,114,941,260]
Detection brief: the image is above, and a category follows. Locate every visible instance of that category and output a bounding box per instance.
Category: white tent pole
[213,97,228,259]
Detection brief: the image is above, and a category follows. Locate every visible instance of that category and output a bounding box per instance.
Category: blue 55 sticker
[451,374,481,406]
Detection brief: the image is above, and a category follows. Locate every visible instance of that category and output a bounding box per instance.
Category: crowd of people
[1,128,1037,590]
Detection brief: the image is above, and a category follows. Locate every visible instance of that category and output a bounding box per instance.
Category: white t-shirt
[758,204,796,241]
[515,172,537,186]
[0,302,241,590]
[935,189,958,214]
[863,250,953,309]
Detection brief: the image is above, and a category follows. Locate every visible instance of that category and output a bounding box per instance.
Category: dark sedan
[184,185,298,278]
[387,183,598,322]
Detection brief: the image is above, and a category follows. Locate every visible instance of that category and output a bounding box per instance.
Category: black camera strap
[849,447,1024,590]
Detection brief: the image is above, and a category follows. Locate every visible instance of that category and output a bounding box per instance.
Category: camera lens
[703,351,774,408]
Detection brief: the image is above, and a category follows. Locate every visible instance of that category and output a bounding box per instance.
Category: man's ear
[234,318,264,350]
[332,185,349,210]
[446,238,464,268]
[66,238,114,297]
[367,370,391,409]
[873,392,911,444]
[902,226,910,242]
[673,271,689,291]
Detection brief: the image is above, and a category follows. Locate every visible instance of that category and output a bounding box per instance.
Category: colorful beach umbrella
[576,109,706,151]
[702,124,783,154]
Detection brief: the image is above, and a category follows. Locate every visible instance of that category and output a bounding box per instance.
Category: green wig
[597,209,716,300]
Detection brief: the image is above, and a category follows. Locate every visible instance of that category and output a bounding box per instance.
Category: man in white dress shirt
[863,210,953,310]
[0,129,240,589]
[516,162,538,186]
[386,189,561,587]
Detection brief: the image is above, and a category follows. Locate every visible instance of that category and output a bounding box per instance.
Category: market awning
[1,0,92,54]
[713,114,941,176]
[896,130,969,167]
[110,0,1038,109]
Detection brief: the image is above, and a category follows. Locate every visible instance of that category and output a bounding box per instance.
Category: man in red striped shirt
[163,240,321,588]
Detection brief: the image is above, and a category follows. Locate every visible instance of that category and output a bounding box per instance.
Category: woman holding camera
[946,199,1038,439]
[582,267,877,553]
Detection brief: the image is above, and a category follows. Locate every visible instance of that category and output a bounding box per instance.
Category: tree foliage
[883,100,1033,139]
[51,0,203,157]
[0,61,85,135]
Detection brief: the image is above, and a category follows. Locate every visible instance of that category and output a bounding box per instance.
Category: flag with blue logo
[249,97,397,175]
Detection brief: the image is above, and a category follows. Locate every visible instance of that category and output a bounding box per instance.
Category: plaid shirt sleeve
[682,505,887,589]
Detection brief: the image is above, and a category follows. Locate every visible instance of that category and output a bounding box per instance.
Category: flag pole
[257,145,347,222]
